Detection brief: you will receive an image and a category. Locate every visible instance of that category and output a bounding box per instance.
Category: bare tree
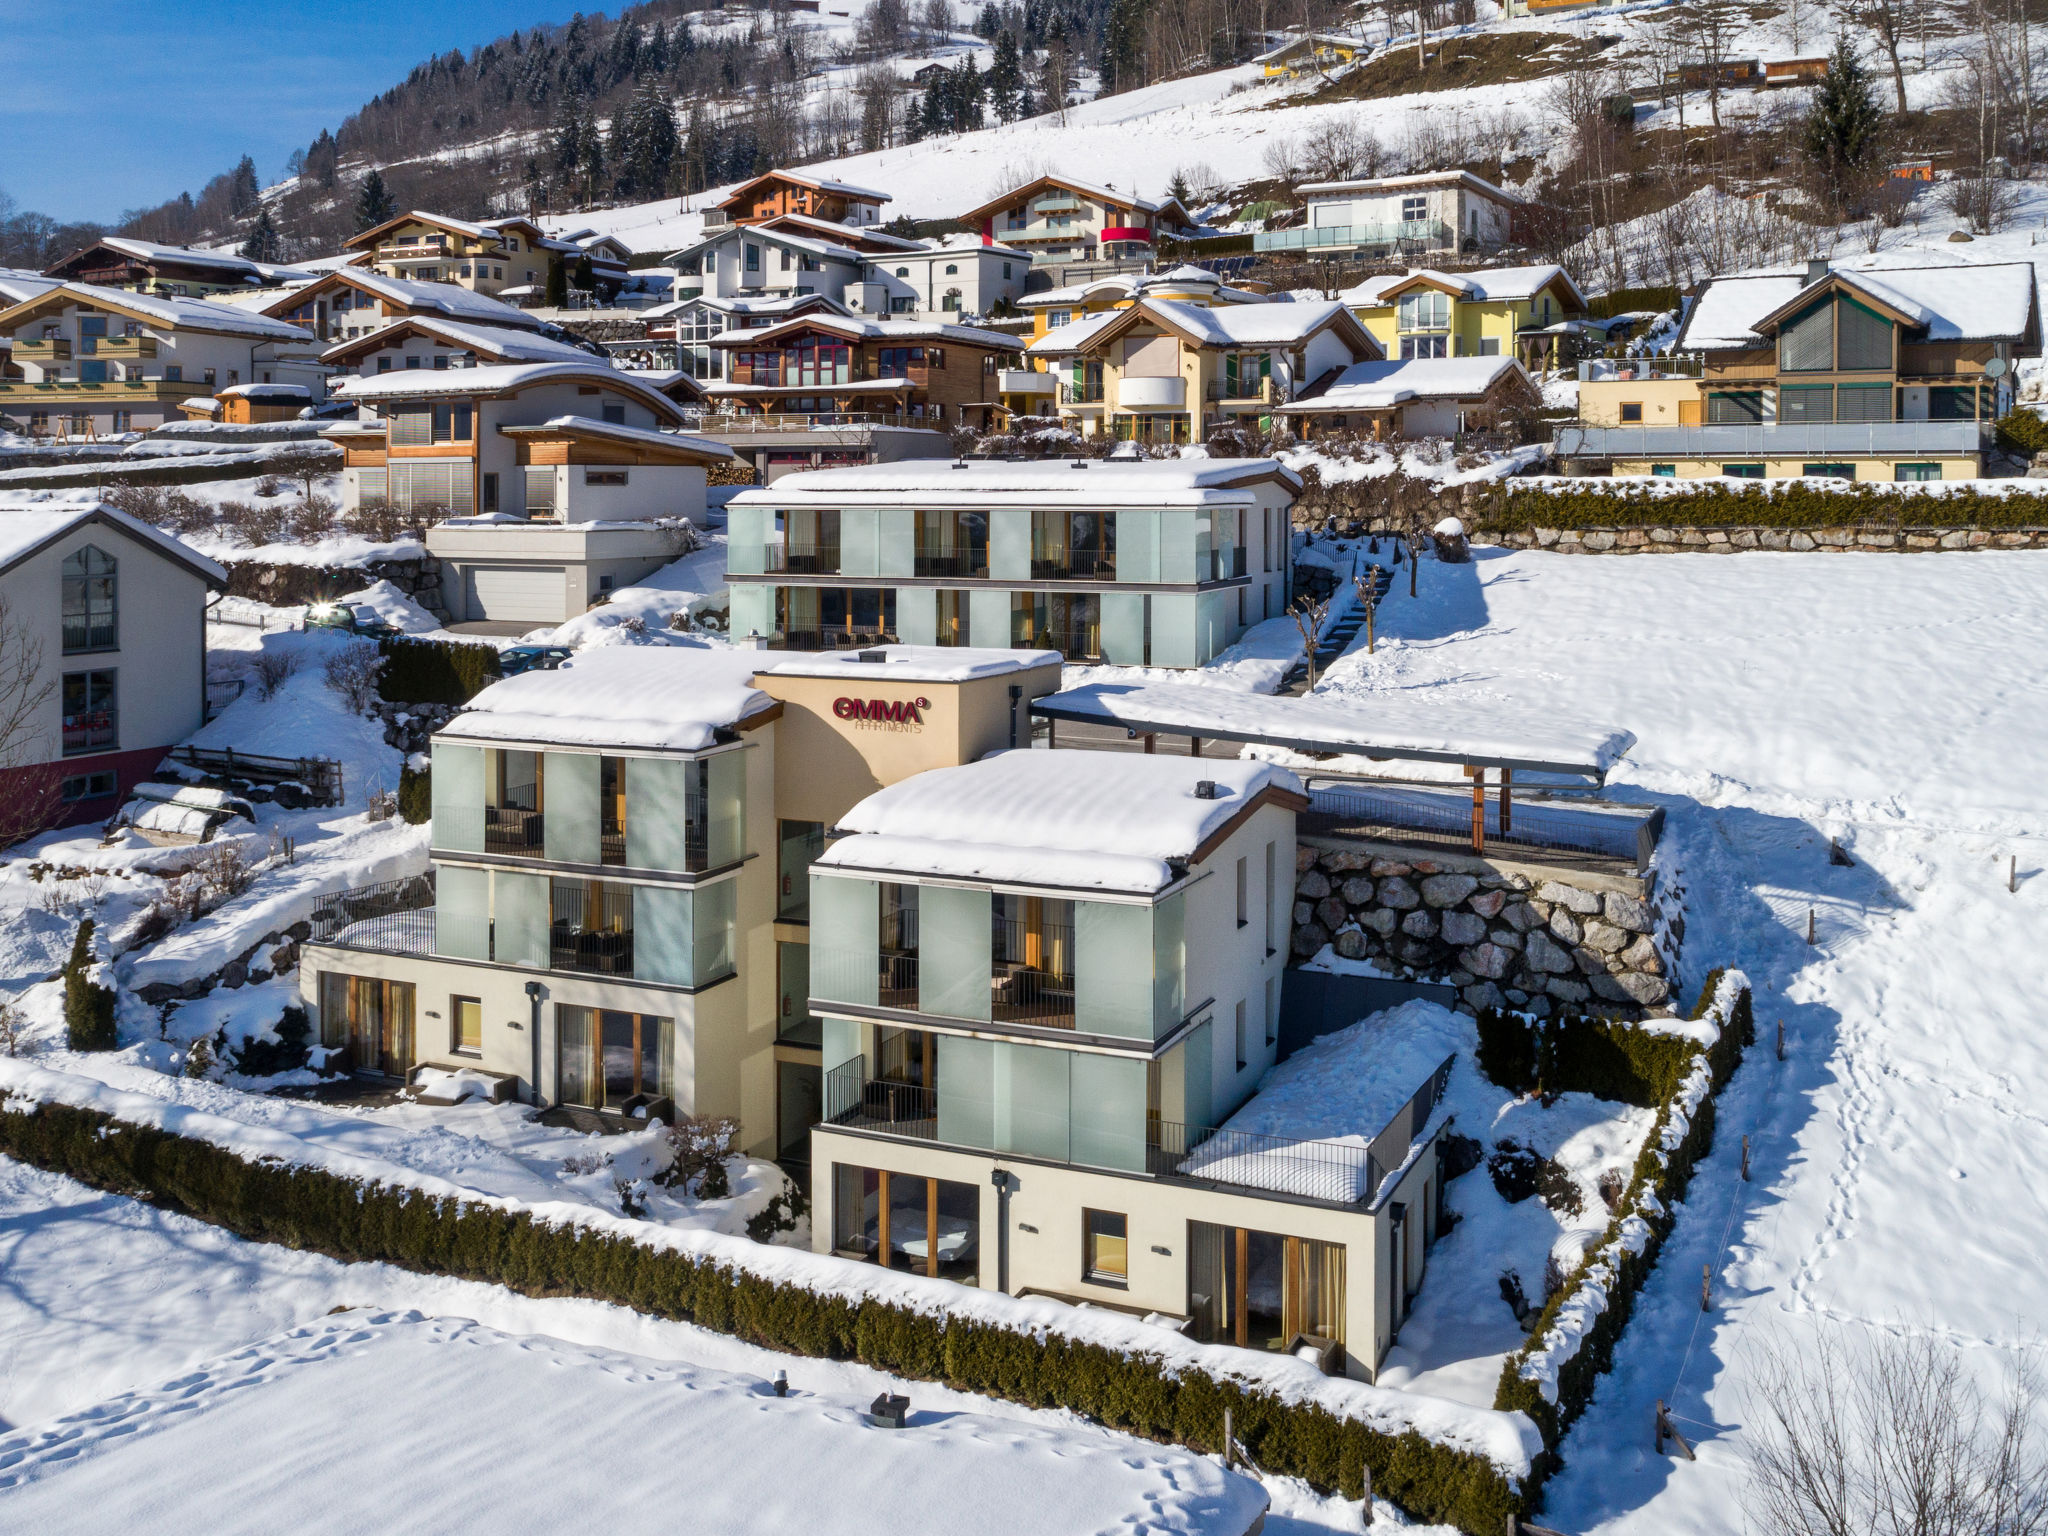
[1288,592,1330,687]
[0,598,58,850]
[1837,0,1914,114]
[1745,1329,2048,1536]
[1683,0,1748,132]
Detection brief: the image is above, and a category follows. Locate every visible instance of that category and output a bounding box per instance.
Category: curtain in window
[1188,1221,1236,1344]
[1288,1237,1346,1344]
[1779,303,1835,372]
[557,1004,594,1107]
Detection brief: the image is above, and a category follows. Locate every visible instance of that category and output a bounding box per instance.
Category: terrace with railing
[1300,777,1663,875]
[820,1051,1454,1211]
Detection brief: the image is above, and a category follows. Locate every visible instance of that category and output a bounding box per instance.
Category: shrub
[377,636,501,706]
[397,764,431,824]
[62,920,117,1052]
[322,640,382,714]
[249,650,300,699]
[663,1114,742,1198]
[1468,479,2048,534]
[344,498,424,543]
[184,1030,220,1079]
[1492,974,1755,1460]
[1475,1007,1538,1093]
[1994,406,2048,459]
[217,497,291,547]
[0,1093,1529,1533]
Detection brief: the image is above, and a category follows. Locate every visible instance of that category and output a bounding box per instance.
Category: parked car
[304,601,400,639]
[498,644,575,676]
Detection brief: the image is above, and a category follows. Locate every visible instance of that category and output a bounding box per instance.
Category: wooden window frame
[1083,1208,1129,1287]
[451,994,483,1056]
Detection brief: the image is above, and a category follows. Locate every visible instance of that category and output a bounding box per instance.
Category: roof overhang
[496,420,732,465]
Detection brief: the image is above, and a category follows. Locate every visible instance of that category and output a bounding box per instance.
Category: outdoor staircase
[1281,561,1391,695]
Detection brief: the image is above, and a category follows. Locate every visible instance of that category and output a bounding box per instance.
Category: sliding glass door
[831,1162,979,1284]
[1188,1221,1345,1353]
[318,971,415,1078]
[557,1005,672,1110]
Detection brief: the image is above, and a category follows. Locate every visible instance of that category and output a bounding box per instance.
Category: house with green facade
[724,458,1300,664]
[807,750,1455,1379]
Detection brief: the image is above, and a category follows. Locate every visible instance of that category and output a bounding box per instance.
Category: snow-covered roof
[0,501,228,585]
[961,175,1175,220]
[721,169,892,204]
[1182,999,1468,1202]
[1281,355,1527,410]
[500,415,734,461]
[1299,170,1524,205]
[731,457,1301,508]
[217,382,312,400]
[647,292,849,322]
[92,237,313,282]
[1035,678,1634,778]
[445,647,775,752]
[669,224,868,267]
[333,362,685,420]
[1252,30,1370,61]
[324,271,542,328]
[1678,262,2039,349]
[761,645,1060,683]
[1344,264,1581,307]
[0,282,314,342]
[324,317,596,365]
[0,270,62,307]
[708,313,1017,349]
[819,750,1303,894]
[1026,310,1125,355]
[1141,296,1354,346]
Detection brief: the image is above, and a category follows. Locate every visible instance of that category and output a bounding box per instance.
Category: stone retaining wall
[1490,525,2048,554]
[223,555,448,620]
[1293,841,1685,1020]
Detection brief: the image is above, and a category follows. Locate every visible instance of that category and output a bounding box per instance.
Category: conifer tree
[1803,38,1885,218]
[353,168,397,231]
[228,155,261,216]
[239,208,283,263]
[989,31,1024,121]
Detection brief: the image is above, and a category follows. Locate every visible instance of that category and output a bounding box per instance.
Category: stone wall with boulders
[1293,841,1685,1020]
[133,920,311,1007]
[223,554,448,620]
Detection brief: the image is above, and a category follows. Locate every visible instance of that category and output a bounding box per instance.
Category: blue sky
[0,2,602,225]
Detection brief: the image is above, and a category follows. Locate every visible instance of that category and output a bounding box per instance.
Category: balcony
[1059,384,1105,405]
[1029,552,1116,581]
[1554,421,1989,458]
[878,948,919,1009]
[997,369,1056,394]
[1253,219,1454,255]
[822,1054,1456,1206]
[762,539,843,575]
[1206,547,1248,581]
[550,925,634,977]
[17,339,73,361]
[1119,376,1185,410]
[484,805,545,856]
[914,543,989,579]
[773,628,900,652]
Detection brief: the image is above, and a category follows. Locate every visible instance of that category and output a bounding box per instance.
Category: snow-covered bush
[663,1114,741,1199]
[62,920,116,1052]
[230,1007,312,1078]
[322,640,382,715]
[249,650,300,700]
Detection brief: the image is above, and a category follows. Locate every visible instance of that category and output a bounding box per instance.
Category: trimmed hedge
[376,636,501,706]
[0,1092,1527,1533]
[62,920,116,1052]
[397,763,431,825]
[1468,479,2048,533]
[1489,974,1754,1459]
[1995,407,2048,458]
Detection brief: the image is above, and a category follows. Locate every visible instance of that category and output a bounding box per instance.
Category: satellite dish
[1985,356,2009,378]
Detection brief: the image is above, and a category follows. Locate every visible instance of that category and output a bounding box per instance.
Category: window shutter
[1780,303,1835,372]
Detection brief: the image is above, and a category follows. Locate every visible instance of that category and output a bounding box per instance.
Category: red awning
[1100,227,1153,243]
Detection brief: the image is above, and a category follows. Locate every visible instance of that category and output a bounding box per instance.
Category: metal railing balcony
[762,540,842,575]
[1029,552,1116,581]
[1059,384,1106,405]
[878,949,919,1009]
[309,873,439,956]
[1554,421,1989,457]
[1254,219,1453,254]
[914,545,989,579]
[549,926,634,976]
[990,961,1076,1027]
[484,805,545,856]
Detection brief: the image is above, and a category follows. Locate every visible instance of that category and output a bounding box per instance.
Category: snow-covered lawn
[0,1157,1409,1533]
[1301,544,2048,1532]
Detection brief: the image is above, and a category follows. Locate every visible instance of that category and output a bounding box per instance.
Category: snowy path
[1304,548,2048,1532]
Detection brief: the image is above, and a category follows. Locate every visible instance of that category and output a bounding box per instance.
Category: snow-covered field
[1300,544,2048,1531]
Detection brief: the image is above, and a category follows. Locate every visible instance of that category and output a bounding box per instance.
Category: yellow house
[1342,265,1586,369]
[1254,30,1369,78]
[999,267,1273,425]
[1024,295,1381,443]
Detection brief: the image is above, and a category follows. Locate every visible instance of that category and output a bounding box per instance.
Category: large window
[778,819,825,919]
[1399,335,1447,360]
[557,1005,672,1109]
[1837,299,1893,371]
[485,749,544,853]
[1779,300,1835,372]
[1010,591,1101,659]
[1395,290,1449,331]
[775,585,896,650]
[1189,1222,1345,1354]
[832,1163,979,1283]
[1706,391,1765,425]
[549,878,634,976]
[780,507,841,573]
[1895,462,1942,482]
[61,669,116,756]
[1031,510,1116,580]
[318,972,415,1078]
[914,508,988,579]
[992,892,1075,1026]
[61,545,116,653]
[879,882,920,1006]
[1778,385,1833,424]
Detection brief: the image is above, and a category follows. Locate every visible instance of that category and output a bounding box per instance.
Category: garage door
[463,566,567,623]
